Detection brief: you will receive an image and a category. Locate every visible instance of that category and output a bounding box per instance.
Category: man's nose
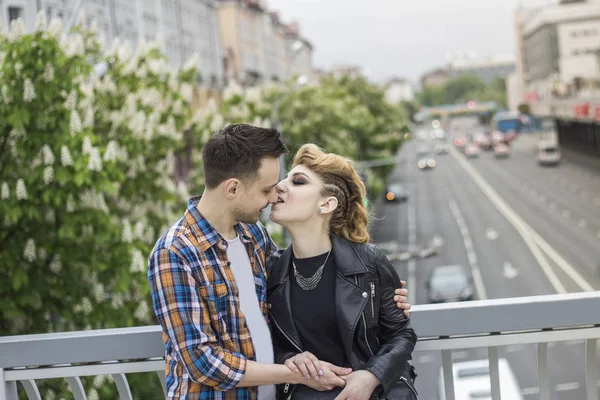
[268,189,279,204]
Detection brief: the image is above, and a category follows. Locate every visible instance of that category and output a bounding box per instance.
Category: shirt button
[362,292,368,298]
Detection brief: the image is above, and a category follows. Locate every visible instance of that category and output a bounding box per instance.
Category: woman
[268,144,418,400]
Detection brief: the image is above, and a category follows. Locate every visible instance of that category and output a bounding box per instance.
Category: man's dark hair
[202,124,288,189]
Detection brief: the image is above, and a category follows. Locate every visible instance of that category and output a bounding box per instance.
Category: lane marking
[450,148,594,292]
[522,387,539,396]
[555,382,580,392]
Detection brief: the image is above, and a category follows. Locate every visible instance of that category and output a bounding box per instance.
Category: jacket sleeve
[362,249,418,395]
[148,247,247,390]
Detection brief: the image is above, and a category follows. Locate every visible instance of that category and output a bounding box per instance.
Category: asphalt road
[370,129,600,400]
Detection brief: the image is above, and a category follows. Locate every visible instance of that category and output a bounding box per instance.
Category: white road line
[578,219,587,228]
[407,203,417,305]
[450,148,594,293]
[448,199,488,300]
[562,209,571,218]
[550,202,557,210]
[522,387,539,396]
[555,382,580,392]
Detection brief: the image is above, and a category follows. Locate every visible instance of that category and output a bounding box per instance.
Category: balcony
[1,292,599,400]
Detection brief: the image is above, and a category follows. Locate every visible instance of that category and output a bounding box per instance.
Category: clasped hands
[285,351,380,400]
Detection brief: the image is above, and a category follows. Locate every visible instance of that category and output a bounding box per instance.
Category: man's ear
[223,179,240,199]
[319,196,339,215]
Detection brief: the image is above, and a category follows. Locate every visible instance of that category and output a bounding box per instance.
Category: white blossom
[70,110,82,136]
[180,83,194,103]
[41,145,55,165]
[93,375,106,389]
[93,283,105,302]
[147,59,165,75]
[14,62,23,76]
[9,19,25,42]
[64,34,85,57]
[206,98,217,113]
[78,297,93,315]
[45,389,56,400]
[2,85,11,104]
[172,99,183,115]
[43,166,54,184]
[122,219,133,243]
[49,255,62,273]
[134,65,148,79]
[65,90,78,110]
[23,239,36,262]
[122,59,137,75]
[103,141,118,162]
[60,146,73,166]
[223,82,243,101]
[134,220,146,238]
[183,53,199,71]
[168,73,179,92]
[130,249,146,273]
[210,113,224,132]
[35,11,46,31]
[43,63,55,82]
[80,190,108,212]
[118,42,132,61]
[82,136,93,155]
[1,182,9,199]
[177,181,189,200]
[23,79,36,102]
[66,194,76,212]
[134,301,150,321]
[16,179,27,200]
[128,111,146,138]
[84,107,94,128]
[246,87,262,103]
[88,147,102,171]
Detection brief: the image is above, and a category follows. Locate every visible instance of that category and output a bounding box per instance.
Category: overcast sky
[266,0,558,84]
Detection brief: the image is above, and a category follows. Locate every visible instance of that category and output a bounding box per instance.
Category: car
[417,157,436,170]
[384,183,408,202]
[438,359,524,400]
[537,142,561,166]
[464,144,480,158]
[494,143,511,158]
[425,265,474,303]
[453,136,468,151]
[434,143,450,155]
[473,134,491,150]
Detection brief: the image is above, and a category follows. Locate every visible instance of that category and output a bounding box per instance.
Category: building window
[8,6,23,22]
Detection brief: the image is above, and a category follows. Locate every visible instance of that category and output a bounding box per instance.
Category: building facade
[2,0,224,87]
[384,78,415,103]
[448,55,515,85]
[420,68,449,88]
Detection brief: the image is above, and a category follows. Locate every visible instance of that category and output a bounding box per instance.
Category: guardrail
[1,292,599,400]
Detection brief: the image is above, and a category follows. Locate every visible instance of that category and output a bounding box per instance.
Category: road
[370,129,600,400]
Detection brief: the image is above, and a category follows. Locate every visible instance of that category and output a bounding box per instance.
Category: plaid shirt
[148,196,277,399]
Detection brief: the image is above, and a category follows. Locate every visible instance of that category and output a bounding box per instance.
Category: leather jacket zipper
[370,282,376,318]
[400,376,419,398]
[271,314,301,396]
[355,276,375,357]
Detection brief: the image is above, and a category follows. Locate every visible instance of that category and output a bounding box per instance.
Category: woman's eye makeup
[292,179,306,185]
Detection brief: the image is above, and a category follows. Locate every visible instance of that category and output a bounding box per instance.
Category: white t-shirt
[226,235,276,400]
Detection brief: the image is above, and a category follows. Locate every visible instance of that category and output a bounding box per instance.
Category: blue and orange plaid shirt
[148,196,277,399]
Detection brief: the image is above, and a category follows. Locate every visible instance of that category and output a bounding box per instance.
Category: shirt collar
[184,196,254,252]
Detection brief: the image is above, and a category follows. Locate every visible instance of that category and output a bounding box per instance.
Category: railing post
[0,369,18,400]
[488,346,501,400]
[441,350,455,400]
[586,338,598,400]
[538,342,550,400]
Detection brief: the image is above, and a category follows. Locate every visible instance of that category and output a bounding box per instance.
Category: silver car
[426,265,474,303]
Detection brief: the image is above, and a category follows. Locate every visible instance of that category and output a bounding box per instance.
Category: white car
[537,143,561,166]
[438,358,523,400]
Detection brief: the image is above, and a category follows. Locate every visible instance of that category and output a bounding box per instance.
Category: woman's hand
[285,351,324,381]
[333,370,380,400]
[303,361,352,391]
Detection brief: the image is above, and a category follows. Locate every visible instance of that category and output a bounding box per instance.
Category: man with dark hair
[148,124,411,399]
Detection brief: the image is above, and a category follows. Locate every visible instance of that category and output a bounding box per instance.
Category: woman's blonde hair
[293,144,370,243]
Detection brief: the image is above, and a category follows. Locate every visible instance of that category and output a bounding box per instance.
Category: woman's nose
[276,182,287,193]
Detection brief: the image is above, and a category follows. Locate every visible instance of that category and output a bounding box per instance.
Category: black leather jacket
[267,235,418,399]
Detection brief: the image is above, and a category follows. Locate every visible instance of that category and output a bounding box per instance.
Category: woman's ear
[319,196,339,215]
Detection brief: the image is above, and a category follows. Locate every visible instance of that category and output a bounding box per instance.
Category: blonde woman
[268,144,418,400]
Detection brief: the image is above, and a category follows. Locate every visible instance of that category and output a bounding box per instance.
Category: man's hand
[333,370,380,400]
[394,280,411,318]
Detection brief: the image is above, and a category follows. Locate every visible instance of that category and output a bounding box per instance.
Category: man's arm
[149,247,308,389]
[149,248,250,390]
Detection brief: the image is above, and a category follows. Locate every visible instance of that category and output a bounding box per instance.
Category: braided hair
[292,144,370,243]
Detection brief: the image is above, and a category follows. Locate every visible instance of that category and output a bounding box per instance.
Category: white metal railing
[1,292,599,400]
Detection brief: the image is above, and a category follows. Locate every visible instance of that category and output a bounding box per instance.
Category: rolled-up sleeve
[148,247,247,390]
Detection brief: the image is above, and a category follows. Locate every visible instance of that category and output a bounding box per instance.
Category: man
[148,124,411,399]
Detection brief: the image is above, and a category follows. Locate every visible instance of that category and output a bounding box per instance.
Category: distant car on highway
[494,143,511,158]
[473,134,491,150]
[384,183,408,202]
[537,142,561,166]
[417,157,436,170]
[438,358,523,400]
[464,144,481,158]
[425,265,474,303]
[434,143,450,155]
[454,136,468,151]
[490,131,507,146]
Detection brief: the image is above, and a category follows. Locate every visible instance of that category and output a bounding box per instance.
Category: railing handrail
[1,292,599,369]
